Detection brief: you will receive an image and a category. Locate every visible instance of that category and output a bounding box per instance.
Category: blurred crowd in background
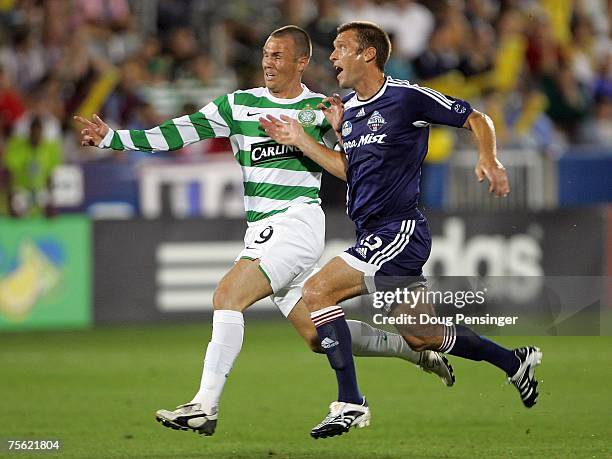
[0,0,610,217]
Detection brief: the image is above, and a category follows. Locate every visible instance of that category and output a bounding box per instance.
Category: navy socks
[311,306,363,404]
[440,324,520,376]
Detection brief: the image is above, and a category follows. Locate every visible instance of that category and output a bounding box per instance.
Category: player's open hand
[317,93,344,133]
[259,114,305,146]
[475,157,510,197]
[73,114,110,147]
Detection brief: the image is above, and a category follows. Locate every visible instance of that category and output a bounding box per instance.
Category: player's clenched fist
[73,114,110,147]
[474,157,510,197]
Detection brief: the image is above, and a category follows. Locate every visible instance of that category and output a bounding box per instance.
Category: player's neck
[269,81,304,99]
[355,72,386,101]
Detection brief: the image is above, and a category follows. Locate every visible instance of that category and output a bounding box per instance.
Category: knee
[404,335,438,352]
[302,277,333,311]
[213,285,243,311]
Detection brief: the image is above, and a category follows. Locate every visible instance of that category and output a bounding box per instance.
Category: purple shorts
[339,216,431,293]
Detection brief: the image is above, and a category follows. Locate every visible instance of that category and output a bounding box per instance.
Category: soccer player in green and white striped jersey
[75,25,454,437]
[91,69,335,223]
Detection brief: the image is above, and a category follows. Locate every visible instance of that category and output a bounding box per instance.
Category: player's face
[330,30,367,89]
[262,36,305,94]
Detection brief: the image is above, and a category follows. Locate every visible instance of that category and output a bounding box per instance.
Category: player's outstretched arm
[74,99,229,152]
[464,110,510,197]
[260,114,348,181]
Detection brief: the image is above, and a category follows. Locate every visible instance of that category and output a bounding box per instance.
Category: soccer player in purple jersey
[77,25,455,438]
[261,21,542,439]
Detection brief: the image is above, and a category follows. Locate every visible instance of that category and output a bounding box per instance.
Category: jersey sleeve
[407,85,473,128]
[100,94,234,151]
[320,118,339,149]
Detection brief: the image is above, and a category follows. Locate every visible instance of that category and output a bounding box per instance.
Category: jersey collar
[263,83,309,104]
[345,76,389,110]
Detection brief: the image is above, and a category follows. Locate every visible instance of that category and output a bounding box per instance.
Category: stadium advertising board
[0,216,92,331]
[93,218,247,324]
[93,208,605,324]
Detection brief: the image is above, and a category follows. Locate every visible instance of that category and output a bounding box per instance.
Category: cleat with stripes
[310,398,370,439]
[508,346,542,408]
[155,403,217,436]
[418,351,455,387]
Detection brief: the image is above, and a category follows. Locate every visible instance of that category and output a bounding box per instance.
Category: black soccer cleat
[155,403,218,436]
[310,398,371,439]
[508,346,543,408]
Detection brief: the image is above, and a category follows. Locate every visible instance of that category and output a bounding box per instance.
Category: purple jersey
[341,77,473,229]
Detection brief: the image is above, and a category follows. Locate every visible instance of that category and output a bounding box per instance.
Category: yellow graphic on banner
[0,240,61,321]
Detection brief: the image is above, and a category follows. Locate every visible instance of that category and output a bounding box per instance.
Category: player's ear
[363,47,377,65]
[297,55,309,72]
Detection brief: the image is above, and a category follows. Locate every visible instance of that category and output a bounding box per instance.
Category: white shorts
[235,204,325,317]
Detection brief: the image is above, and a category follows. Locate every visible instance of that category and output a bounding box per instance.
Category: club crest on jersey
[251,140,303,164]
[297,105,316,126]
[342,121,352,137]
[367,110,386,132]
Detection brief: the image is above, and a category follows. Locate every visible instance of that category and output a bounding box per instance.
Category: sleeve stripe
[145,126,170,151]
[173,115,200,145]
[389,82,453,109]
[419,86,454,105]
[109,132,124,150]
[159,120,184,150]
[410,86,451,109]
[117,130,137,150]
[201,101,231,137]
[130,130,153,151]
[415,86,453,110]
[189,112,215,140]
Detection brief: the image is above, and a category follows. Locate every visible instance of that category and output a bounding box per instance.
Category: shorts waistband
[358,208,424,231]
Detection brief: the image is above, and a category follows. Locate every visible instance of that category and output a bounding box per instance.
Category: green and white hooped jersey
[100,84,336,223]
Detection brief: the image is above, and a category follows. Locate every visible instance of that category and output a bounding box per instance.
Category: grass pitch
[1,321,610,458]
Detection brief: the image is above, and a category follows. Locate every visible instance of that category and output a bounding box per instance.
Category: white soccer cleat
[418,350,456,387]
[508,346,543,408]
[310,398,371,439]
[155,403,218,436]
